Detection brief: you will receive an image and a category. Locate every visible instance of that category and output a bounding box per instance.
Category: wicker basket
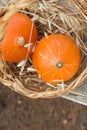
[0,0,87,98]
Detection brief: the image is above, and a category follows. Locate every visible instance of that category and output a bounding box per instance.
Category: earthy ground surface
[0,83,87,130]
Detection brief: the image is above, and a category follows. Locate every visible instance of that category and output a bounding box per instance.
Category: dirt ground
[0,83,87,130]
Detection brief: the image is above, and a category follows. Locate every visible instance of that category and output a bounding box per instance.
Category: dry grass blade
[70,0,87,20]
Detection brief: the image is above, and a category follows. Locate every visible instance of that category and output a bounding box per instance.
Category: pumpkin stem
[18,37,25,46]
[56,62,63,68]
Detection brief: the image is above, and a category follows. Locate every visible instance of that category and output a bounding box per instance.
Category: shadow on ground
[0,83,87,130]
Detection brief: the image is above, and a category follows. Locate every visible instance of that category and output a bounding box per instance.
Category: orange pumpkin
[0,17,2,23]
[32,34,81,84]
[1,13,38,63]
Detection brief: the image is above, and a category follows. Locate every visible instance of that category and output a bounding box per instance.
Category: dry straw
[0,0,87,98]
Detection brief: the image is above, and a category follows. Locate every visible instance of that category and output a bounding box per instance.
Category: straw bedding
[0,0,87,98]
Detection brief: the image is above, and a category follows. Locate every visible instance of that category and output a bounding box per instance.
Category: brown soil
[0,83,87,130]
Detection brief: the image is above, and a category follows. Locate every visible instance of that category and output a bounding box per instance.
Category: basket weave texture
[0,0,87,98]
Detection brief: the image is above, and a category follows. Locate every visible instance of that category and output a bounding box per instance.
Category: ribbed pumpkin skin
[32,34,81,84]
[1,13,38,63]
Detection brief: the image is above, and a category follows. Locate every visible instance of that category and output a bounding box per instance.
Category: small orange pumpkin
[32,34,81,84]
[1,13,38,63]
[0,17,2,23]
